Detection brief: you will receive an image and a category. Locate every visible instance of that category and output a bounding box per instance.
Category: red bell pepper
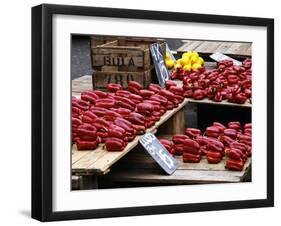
[223,128,237,139]
[185,128,202,138]
[219,135,234,147]
[115,90,131,97]
[128,81,143,90]
[228,121,241,130]
[107,83,122,92]
[226,159,244,171]
[205,126,221,138]
[136,103,154,115]
[125,112,145,126]
[139,90,155,98]
[72,99,90,111]
[76,138,99,150]
[227,148,243,160]
[213,122,226,132]
[206,138,224,153]
[182,152,201,163]
[105,137,126,152]
[108,124,126,139]
[92,90,108,98]
[172,134,190,144]
[193,89,205,100]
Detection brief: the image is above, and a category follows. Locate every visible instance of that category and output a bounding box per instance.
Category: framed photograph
[32,4,274,221]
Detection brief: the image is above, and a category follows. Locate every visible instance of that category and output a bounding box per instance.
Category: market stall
[71,36,252,190]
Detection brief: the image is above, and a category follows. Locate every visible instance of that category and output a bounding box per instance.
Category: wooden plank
[224,43,252,56]
[108,168,243,184]
[157,107,185,134]
[212,42,234,54]
[177,41,203,52]
[187,98,252,108]
[193,41,223,54]
[93,69,152,90]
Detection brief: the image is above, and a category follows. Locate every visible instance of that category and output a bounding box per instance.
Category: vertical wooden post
[157,107,185,135]
[80,175,98,190]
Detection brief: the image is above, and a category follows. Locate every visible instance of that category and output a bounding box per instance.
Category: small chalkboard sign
[139,133,178,175]
[150,43,170,88]
[210,52,242,66]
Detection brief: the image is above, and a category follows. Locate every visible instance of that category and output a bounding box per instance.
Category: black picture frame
[32,4,274,222]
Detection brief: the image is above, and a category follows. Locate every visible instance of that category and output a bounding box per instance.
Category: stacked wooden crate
[91,37,166,90]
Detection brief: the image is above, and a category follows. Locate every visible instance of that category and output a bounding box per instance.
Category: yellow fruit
[198,57,204,65]
[191,51,199,58]
[190,55,198,64]
[175,63,182,69]
[182,52,192,58]
[183,64,192,72]
[166,59,175,69]
[180,57,189,66]
[191,63,202,71]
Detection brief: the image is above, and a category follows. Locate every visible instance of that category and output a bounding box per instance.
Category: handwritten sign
[139,133,178,175]
[150,43,170,88]
[210,52,242,66]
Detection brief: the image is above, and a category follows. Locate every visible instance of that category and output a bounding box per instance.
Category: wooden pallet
[104,141,252,184]
[177,40,252,59]
[72,99,188,175]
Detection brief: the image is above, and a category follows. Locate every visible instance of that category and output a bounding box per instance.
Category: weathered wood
[177,40,252,58]
[177,40,202,52]
[80,175,98,189]
[93,68,153,90]
[91,38,165,70]
[187,98,251,108]
[157,107,185,135]
[224,42,252,56]
[193,41,223,54]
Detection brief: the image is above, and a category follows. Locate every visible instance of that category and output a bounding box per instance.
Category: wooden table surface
[177,40,252,58]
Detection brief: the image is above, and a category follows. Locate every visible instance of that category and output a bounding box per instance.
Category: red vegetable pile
[72,81,185,151]
[171,59,252,104]
[159,121,252,171]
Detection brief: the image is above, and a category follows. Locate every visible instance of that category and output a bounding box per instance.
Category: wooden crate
[91,38,166,72]
[93,67,154,90]
[90,36,117,48]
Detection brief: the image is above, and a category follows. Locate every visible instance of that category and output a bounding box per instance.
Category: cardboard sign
[139,133,178,175]
[210,52,242,66]
[150,43,170,88]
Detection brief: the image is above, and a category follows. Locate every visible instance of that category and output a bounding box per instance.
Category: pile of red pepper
[158,121,252,171]
[72,81,185,151]
[171,59,252,104]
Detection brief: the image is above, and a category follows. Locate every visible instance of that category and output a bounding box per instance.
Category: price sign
[139,133,178,175]
[150,43,170,88]
[210,52,242,66]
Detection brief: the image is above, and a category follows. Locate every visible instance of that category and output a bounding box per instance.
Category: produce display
[170,58,252,104]
[165,51,205,73]
[72,81,185,151]
[159,121,252,171]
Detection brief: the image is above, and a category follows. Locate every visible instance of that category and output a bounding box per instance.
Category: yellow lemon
[191,51,199,58]
[198,57,204,65]
[183,64,192,72]
[166,59,175,69]
[191,63,202,71]
[175,63,182,69]
[180,57,189,66]
[182,51,192,58]
[190,55,199,64]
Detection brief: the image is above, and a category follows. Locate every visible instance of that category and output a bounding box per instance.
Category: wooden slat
[212,42,234,54]
[193,41,223,54]
[224,43,252,56]
[107,168,243,184]
[187,98,251,108]
[177,41,203,52]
